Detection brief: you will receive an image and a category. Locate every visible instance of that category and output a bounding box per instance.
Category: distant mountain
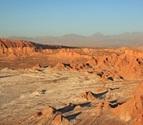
[8,32,143,48]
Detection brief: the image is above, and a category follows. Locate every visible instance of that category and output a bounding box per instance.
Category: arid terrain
[0,38,143,125]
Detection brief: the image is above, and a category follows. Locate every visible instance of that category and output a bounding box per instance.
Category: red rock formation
[81,91,96,101]
[0,38,143,80]
[24,105,71,125]
[0,38,38,56]
[112,83,143,125]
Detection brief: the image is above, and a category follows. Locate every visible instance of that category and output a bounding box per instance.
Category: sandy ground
[0,67,142,124]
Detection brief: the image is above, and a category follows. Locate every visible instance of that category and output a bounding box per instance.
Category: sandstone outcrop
[0,38,143,80]
[81,91,97,101]
[0,38,38,56]
[112,83,143,125]
[24,106,71,125]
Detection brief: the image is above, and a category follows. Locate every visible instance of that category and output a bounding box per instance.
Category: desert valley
[0,38,143,125]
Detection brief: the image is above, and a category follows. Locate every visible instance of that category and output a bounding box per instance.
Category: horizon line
[1,31,143,38]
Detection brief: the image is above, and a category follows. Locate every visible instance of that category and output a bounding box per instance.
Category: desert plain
[0,38,143,125]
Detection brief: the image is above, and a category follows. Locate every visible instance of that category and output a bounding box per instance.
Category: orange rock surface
[23,106,71,125]
[113,83,143,125]
[0,38,143,80]
[0,38,38,56]
[1,39,143,125]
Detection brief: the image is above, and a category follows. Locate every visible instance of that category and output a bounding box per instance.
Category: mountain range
[8,32,143,48]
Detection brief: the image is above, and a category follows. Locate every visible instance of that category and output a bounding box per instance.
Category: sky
[0,0,143,37]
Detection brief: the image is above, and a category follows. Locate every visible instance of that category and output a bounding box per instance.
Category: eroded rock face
[76,84,143,125]
[112,83,143,125]
[24,106,71,125]
[0,38,143,80]
[0,38,38,56]
[1,39,143,125]
[81,91,97,101]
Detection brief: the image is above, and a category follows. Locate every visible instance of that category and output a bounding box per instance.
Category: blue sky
[0,0,143,37]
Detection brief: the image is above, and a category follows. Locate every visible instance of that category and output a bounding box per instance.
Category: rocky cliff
[0,38,38,56]
[0,38,143,80]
